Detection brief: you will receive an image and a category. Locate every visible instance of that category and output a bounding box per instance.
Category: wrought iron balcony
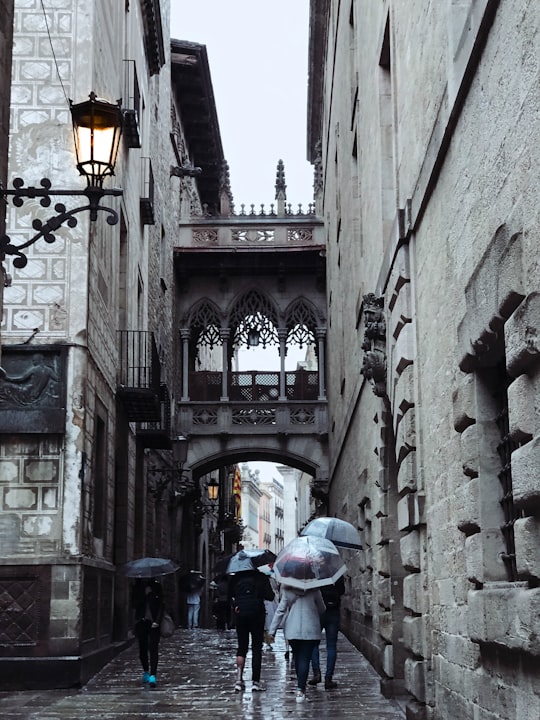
[117,330,163,424]
[188,369,319,402]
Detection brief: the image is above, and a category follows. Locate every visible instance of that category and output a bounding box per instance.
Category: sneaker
[295,690,305,702]
[234,680,245,692]
[148,675,157,688]
[325,678,338,690]
[252,681,266,691]
[308,671,321,686]
[142,671,150,684]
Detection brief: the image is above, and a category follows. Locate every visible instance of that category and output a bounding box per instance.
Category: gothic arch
[284,297,323,348]
[185,298,223,350]
[228,288,279,349]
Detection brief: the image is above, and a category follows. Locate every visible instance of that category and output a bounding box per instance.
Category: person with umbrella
[119,557,179,689]
[266,536,347,702]
[131,578,165,688]
[227,549,276,692]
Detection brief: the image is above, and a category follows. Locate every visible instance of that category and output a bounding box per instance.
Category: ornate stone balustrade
[178,213,324,249]
[177,400,328,436]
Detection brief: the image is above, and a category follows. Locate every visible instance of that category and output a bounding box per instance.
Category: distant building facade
[308,1,540,719]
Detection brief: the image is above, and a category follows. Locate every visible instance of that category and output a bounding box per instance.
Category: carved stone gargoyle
[360,293,387,398]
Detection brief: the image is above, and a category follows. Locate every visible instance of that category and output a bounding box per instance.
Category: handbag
[160,612,175,638]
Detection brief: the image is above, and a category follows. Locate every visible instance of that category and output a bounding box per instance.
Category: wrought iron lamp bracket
[0,177,123,269]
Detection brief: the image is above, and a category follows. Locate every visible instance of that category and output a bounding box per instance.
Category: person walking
[229,569,275,692]
[267,585,326,702]
[307,575,345,689]
[186,586,202,628]
[131,578,164,688]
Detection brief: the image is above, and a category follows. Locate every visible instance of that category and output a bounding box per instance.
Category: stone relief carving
[360,293,387,397]
[0,353,60,407]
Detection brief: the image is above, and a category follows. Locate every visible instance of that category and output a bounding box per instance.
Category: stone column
[180,328,190,400]
[220,328,230,401]
[278,328,287,400]
[316,327,326,400]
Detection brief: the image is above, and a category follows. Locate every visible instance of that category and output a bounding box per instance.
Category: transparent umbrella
[273,536,347,590]
[301,517,362,549]
[226,548,277,574]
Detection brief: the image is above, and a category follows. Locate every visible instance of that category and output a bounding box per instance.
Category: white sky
[170,0,313,211]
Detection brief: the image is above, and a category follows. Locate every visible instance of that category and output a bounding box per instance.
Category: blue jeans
[187,603,200,628]
[289,639,320,692]
[311,607,339,678]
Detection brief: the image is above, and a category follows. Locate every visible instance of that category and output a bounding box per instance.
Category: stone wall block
[374,573,392,609]
[403,572,427,615]
[382,643,394,678]
[377,609,394,642]
[400,529,421,571]
[465,529,507,585]
[393,363,415,435]
[403,614,425,658]
[460,423,479,478]
[398,493,420,531]
[514,516,540,580]
[455,478,480,535]
[468,586,540,655]
[396,407,416,467]
[387,244,411,307]
[376,544,391,577]
[452,372,476,432]
[511,435,540,512]
[389,279,411,342]
[505,292,540,377]
[373,514,392,545]
[507,373,535,443]
[497,231,526,320]
[393,322,415,377]
[397,452,417,493]
[404,657,427,703]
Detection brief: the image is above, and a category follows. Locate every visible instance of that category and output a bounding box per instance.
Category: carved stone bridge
[173,194,328,494]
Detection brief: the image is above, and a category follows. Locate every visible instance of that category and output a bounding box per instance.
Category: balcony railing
[117,330,163,423]
[188,370,319,402]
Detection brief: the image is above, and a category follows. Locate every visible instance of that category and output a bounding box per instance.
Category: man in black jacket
[228,570,275,692]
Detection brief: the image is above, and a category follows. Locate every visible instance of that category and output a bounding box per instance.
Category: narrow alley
[0,629,405,719]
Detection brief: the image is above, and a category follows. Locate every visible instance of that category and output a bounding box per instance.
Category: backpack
[233,574,263,618]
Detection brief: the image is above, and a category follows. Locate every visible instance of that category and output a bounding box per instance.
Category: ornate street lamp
[206,476,219,502]
[0,92,123,268]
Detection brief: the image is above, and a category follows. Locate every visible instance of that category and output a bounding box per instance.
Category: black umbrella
[118,557,180,578]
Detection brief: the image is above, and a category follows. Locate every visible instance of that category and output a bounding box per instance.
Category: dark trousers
[311,606,340,678]
[235,614,265,682]
[136,620,160,675]
[289,639,320,692]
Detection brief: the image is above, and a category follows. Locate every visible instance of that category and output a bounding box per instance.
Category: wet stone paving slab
[0,629,406,719]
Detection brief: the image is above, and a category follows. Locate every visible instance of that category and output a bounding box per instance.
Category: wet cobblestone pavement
[0,629,406,719]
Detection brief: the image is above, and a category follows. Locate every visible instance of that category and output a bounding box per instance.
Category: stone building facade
[308,1,540,719]
[0,0,14,349]
[0,0,214,688]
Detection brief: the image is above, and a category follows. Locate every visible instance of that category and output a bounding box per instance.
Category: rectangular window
[93,412,107,541]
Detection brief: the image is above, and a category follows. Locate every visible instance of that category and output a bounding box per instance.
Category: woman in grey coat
[267,585,325,702]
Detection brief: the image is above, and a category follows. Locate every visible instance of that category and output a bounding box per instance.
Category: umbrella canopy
[226,548,277,574]
[301,517,362,549]
[273,536,347,590]
[118,557,180,578]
